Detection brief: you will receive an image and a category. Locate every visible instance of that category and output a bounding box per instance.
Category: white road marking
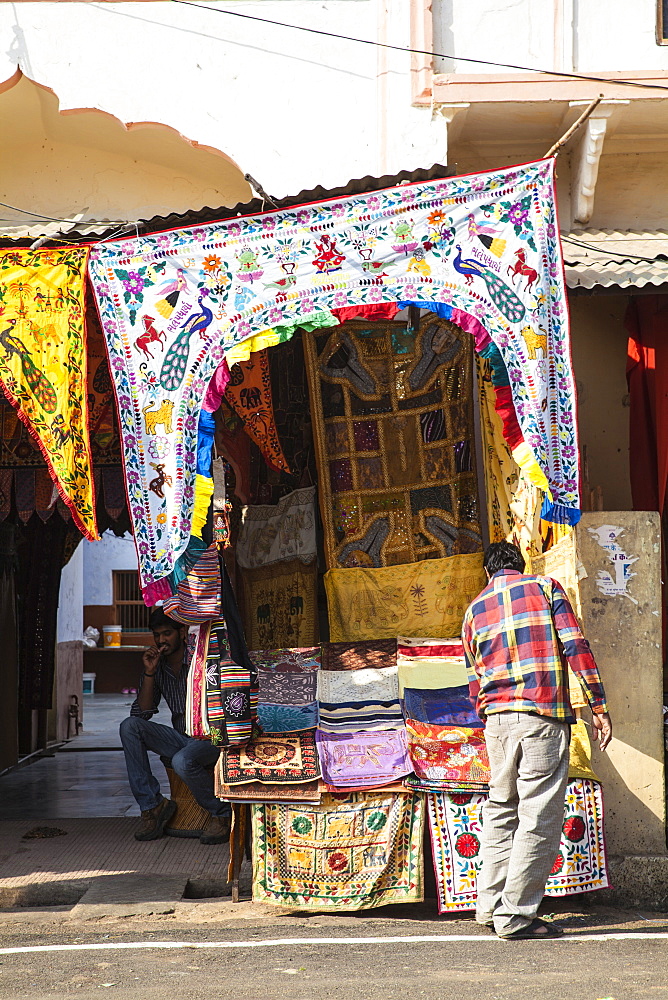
[1,933,668,955]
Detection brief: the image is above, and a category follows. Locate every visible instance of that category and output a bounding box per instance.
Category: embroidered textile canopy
[89,158,577,599]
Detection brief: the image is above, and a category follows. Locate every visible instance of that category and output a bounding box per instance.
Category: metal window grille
[659,1,668,42]
[113,570,148,633]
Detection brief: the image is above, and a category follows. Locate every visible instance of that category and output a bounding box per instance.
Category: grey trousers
[476,711,570,937]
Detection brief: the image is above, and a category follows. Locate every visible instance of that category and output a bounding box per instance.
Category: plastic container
[82,672,96,695]
[102,625,122,647]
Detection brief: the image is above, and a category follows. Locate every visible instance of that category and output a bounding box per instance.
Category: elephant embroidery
[349,585,408,632]
[240,386,261,409]
[290,595,304,615]
[257,603,271,624]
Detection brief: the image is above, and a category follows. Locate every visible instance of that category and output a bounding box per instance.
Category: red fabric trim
[492,385,525,452]
[331,303,400,324]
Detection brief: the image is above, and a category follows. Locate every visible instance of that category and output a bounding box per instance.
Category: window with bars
[113,570,148,633]
[659,0,668,42]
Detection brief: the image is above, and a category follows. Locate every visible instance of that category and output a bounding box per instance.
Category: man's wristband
[143,671,157,678]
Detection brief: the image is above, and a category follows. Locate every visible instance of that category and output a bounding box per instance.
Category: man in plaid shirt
[462,541,612,940]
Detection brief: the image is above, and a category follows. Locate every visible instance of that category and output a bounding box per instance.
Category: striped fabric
[317,699,405,734]
[204,617,257,746]
[164,543,221,625]
[397,638,468,696]
[462,570,608,723]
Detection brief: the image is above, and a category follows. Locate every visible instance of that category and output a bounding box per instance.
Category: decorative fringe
[192,475,214,539]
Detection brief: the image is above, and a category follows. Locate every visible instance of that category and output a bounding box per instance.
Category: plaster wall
[433,0,668,74]
[83,532,137,608]
[0,1,445,200]
[577,512,666,856]
[588,152,668,231]
[57,544,83,644]
[569,294,632,512]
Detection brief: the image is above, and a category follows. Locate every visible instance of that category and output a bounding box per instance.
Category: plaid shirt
[462,570,608,723]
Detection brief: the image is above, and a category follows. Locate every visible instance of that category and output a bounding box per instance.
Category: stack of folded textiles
[315,640,411,791]
[215,646,323,804]
[254,646,320,733]
[396,636,490,794]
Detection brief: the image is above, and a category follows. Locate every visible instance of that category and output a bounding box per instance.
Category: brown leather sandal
[500,918,564,940]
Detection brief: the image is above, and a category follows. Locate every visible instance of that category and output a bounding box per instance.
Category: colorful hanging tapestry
[222,729,320,785]
[0,247,98,539]
[257,702,318,733]
[249,332,317,506]
[317,665,399,704]
[316,729,411,788]
[257,668,318,706]
[427,778,608,913]
[204,617,257,746]
[405,721,490,786]
[304,315,482,569]
[477,355,518,544]
[86,290,122,466]
[325,553,485,642]
[397,638,469,695]
[321,639,397,671]
[215,399,252,503]
[251,646,321,673]
[236,486,317,569]
[224,351,290,472]
[90,158,577,595]
[251,790,424,910]
[317,700,405,734]
[242,558,318,650]
[403,685,483,728]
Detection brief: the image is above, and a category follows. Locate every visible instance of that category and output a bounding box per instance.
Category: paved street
[1,908,668,1000]
[1,694,667,1000]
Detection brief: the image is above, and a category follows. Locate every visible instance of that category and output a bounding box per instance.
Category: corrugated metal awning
[0,163,456,246]
[562,230,668,290]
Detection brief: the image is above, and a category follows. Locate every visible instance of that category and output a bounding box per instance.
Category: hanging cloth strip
[223,352,290,473]
[0,247,98,539]
[89,158,577,595]
[236,486,316,570]
[324,553,485,642]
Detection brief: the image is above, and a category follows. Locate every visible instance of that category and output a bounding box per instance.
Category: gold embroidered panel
[304,316,482,569]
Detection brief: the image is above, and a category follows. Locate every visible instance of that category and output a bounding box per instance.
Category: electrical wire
[0,200,135,227]
[171,0,668,95]
[561,235,666,264]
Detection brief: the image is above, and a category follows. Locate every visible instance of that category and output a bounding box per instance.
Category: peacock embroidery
[452,245,526,323]
[159,291,213,390]
[0,317,58,413]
